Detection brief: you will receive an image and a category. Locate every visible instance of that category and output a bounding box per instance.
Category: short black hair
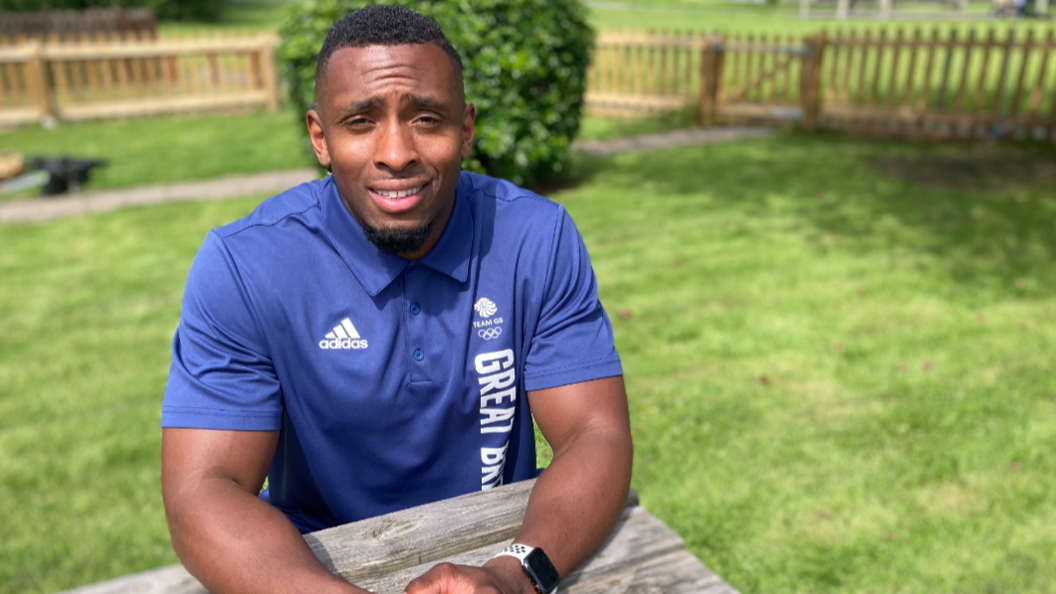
[315,5,463,95]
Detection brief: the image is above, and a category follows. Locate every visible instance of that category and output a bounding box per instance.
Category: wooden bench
[59,480,739,594]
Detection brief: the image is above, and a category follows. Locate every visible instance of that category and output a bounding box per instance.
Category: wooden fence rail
[0,33,281,127]
[587,25,1056,142]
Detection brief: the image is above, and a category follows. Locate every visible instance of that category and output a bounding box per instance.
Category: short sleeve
[161,232,282,430]
[523,209,622,392]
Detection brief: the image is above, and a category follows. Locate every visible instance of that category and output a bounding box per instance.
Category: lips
[368,182,428,214]
[373,185,422,199]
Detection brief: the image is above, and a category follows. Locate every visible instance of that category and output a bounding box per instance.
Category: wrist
[484,555,537,594]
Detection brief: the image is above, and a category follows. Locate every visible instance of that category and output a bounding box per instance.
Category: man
[160,5,632,594]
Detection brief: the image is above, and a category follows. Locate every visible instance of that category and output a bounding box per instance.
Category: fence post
[878,0,893,19]
[698,36,719,127]
[836,0,850,19]
[23,39,54,123]
[800,33,825,131]
[259,33,281,112]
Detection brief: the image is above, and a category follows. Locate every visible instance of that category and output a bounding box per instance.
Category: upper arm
[527,376,630,454]
[162,428,278,504]
[161,234,283,512]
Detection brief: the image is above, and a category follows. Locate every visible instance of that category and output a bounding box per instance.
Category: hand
[402,558,533,594]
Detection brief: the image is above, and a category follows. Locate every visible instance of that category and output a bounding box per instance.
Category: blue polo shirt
[162,171,622,533]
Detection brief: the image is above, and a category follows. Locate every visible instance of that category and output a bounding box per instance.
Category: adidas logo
[319,318,369,350]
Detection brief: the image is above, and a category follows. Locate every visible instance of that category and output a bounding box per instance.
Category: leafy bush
[0,0,228,21]
[278,0,594,187]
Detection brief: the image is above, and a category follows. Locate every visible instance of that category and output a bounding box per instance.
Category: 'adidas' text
[320,338,368,350]
[319,318,369,350]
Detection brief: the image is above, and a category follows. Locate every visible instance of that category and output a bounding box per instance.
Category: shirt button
[413,349,424,361]
[410,303,421,315]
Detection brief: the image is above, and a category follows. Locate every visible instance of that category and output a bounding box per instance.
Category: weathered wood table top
[58,480,739,594]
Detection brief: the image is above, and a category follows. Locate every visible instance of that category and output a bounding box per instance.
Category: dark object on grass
[30,156,107,196]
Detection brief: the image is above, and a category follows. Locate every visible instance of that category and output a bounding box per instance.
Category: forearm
[165,478,364,594]
[489,428,633,580]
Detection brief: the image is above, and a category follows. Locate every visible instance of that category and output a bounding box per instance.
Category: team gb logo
[474,297,497,318]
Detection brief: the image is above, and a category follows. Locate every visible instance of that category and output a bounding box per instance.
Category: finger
[403,562,458,594]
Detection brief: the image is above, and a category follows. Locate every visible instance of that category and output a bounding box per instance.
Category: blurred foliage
[277,0,594,187]
[0,0,229,21]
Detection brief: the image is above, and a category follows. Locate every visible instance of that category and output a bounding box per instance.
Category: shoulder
[461,171,565,217]
[187,177,331,301]
[460,172,569,244]
[211,177,327,243]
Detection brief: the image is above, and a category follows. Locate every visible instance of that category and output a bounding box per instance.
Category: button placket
[405,268,424,364]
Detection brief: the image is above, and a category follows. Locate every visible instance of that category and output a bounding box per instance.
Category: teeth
[376,186,422,199]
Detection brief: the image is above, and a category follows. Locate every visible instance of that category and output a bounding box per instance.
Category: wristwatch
[494,544,561,594]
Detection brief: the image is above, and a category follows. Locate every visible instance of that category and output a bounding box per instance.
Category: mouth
[368,183,427,214]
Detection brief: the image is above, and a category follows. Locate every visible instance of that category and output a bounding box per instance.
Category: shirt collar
[321,174,472,297]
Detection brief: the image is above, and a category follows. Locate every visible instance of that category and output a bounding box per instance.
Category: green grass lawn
[576,134,1056,593]
[577,107,698,140]
[0,109,312,202]
[2,131,1055,594]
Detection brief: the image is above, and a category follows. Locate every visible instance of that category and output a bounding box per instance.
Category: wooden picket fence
[587,26,1056,142]
[820,27,1056,140]
[0,32,281,127]
[588,29,711,116]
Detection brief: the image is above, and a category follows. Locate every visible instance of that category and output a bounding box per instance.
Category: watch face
[524,548,561,593]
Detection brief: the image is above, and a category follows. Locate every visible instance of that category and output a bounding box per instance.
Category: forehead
[319,44,461,105]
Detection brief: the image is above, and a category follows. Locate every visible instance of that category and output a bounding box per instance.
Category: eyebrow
[345,94,442,113]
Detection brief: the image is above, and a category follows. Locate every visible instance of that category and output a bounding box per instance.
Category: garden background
[1,1,1055,593]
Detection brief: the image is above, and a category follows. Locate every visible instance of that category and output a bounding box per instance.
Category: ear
[306,109,331,169]
[461,103,476,160]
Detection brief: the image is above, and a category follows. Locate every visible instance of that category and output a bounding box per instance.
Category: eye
[416,115,442,125]
[343,116,372,128]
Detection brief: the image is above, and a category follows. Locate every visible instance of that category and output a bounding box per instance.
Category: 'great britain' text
[475,349,516,489]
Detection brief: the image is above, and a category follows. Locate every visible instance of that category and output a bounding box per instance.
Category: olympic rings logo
[478,327,503,340]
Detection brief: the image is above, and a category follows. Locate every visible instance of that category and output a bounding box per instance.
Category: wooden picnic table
[59,479,739,594]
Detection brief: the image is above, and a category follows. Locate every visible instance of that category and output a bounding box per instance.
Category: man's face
[307,43,474,259]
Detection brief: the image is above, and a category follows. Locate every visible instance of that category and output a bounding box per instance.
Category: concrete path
[1,126,771,224]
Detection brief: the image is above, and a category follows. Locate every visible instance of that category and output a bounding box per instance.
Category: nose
[374,117,418,173]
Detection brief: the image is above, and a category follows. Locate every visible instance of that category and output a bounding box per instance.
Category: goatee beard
[360,220,432,257]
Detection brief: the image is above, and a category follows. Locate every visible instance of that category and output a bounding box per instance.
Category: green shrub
[277,0,594,187]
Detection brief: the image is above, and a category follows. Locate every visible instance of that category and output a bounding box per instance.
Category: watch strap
[495,543,533,562]
[494,544,559,594]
